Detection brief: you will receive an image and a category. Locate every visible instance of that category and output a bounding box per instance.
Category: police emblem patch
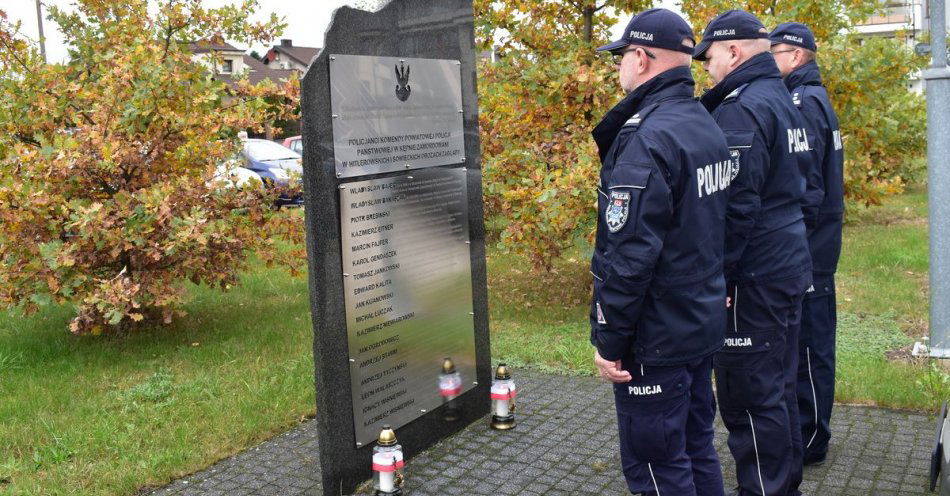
[605,191,630,233]
[729,149,741,181]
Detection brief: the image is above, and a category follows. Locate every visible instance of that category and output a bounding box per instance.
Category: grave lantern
[490,363,517,430]
[439,357,463,421]
[372,425,404,495]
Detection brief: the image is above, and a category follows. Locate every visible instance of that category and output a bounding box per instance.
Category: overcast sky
[2,0,682,64]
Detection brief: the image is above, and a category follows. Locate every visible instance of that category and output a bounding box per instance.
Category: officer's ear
[794,48,805,67]
[796,47,815,67]
[728,42,742,66]
[635,47,650,75]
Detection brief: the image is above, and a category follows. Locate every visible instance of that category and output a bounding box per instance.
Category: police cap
[693,9,769,61]
[597,8,695,55]
[769,22,818,52]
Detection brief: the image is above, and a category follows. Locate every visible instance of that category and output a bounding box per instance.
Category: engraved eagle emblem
[395,61,411,102]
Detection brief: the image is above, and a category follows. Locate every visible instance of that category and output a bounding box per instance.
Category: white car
[212,160,262,189]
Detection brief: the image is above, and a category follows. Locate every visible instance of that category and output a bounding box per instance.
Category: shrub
[0,1,304,334]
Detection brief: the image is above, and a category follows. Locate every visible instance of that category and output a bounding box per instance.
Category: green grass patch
[0,266,315,495]
[834,312,924,407]
[839,189,929,329]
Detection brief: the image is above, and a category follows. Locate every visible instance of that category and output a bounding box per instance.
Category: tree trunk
[583,6,594,43]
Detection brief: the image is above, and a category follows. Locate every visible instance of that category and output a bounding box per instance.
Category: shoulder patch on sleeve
[722,130,755,182]
[605,190,631,233]
[604,163,652,233]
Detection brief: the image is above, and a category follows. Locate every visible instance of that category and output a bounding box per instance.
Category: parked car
[282,136,302,155]
[238,139,303,207]
[212,161,262,189]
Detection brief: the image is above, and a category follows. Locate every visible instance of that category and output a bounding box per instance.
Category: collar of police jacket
[700,51,782,112]
[592,65,695,162]
[784,60,822,91]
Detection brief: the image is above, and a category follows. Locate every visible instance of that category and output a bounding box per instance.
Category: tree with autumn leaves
[475,0,928,269]
[0,0,303,334]
[680,0,929,205]
[475,0,649,270]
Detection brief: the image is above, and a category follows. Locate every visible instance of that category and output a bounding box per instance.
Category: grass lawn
[0,268,316,495]
[0,189,938,495]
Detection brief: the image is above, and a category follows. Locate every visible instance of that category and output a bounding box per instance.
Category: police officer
[590,8,732,495]
[769,22,845,467]
[693,10,813,496]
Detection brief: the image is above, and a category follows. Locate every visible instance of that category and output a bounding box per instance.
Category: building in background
[263,39,319,72]
[190,38,248,78]
[190,38,295,87]
[190,37,298,139]
[854,0,949,92]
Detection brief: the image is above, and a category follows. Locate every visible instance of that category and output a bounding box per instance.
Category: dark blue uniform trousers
[715,273,810,496]
[614,355,724,496]
[797,274,837,463]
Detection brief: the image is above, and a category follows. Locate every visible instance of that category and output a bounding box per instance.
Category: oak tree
[0,0,303,334]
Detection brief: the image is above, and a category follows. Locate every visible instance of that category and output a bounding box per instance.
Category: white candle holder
[490,363,516,430]
[372,425,404,495]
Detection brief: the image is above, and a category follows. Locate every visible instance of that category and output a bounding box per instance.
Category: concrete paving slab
[147,370,937,495]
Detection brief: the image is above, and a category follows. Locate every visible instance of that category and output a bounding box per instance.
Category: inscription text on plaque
[340,167,476,446]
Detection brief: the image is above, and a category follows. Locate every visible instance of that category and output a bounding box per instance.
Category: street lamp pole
[35,0,46,63]
[927,0,950,357]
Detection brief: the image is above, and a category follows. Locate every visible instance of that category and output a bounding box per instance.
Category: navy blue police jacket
[785,61,844,277]
[589,66,732,365]
[699,52,813,285]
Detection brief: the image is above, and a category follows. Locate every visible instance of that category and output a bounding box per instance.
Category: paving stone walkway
[148,370,937,496]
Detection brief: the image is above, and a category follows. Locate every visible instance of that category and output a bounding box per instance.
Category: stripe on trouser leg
[647,463,661,496]
[733,285,739,332]
[747,410,766,495]
[806,347,819,449]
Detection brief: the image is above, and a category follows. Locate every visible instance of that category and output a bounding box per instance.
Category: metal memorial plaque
[340,167,476,446]
[329,54,465,178]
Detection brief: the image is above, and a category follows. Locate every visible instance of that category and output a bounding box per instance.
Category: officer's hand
[726,296,732,308]
[594,350,632,383]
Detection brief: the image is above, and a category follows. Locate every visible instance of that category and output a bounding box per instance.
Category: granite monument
[300,1,490,494]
